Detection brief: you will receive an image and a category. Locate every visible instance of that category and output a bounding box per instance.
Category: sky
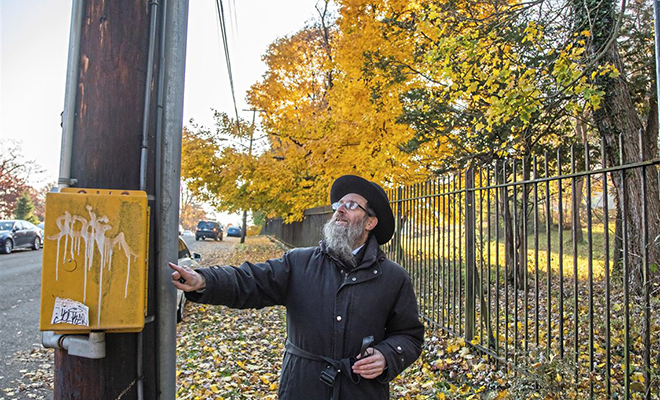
[1,0,322,223]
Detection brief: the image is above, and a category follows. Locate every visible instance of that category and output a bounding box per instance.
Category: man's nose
[333,207,346,218]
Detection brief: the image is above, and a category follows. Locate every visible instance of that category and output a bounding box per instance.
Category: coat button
[352,277,357,282]
[336,316,342,321]
[373,270,378,274]
[397,346,402,351]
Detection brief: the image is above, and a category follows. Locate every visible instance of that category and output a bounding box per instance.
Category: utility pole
[239,108,263,244]
[53,0,188,398]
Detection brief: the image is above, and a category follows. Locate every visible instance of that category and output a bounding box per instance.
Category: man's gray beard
[322,216,367,267]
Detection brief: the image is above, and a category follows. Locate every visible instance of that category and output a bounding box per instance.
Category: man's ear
[365,216,378,232]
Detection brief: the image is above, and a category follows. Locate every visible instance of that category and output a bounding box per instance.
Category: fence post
[465,168,476,343]
[396,186,403,264]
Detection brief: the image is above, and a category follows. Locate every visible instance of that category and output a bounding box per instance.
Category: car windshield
[0,221,14,231]
[197,222,215,230]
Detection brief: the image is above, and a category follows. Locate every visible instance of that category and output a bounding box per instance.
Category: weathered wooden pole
[54,0,162,398]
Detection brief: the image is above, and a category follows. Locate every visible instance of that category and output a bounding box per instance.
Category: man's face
[324,193,378,264]
[332,193,370,229]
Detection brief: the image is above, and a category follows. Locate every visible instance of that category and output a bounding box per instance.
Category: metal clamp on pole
[42,331,106,359]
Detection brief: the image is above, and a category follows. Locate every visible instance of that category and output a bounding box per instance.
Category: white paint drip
[48,205,139,328]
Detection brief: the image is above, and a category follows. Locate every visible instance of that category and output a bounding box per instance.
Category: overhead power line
[214,0,241,135]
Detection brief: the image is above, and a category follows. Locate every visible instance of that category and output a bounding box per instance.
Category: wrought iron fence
[382,137,660,399]
[262,135,659,398]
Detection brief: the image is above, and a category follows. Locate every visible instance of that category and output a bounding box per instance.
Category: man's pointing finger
[169,263,188,284]
[169,262,183,272]
[168,262,206,291]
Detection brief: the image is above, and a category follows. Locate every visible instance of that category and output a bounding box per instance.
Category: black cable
[214,0,241,135]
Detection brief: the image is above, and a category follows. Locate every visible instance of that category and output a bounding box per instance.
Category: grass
[393,222,617,281]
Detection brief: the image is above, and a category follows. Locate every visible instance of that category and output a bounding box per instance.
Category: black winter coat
[186,234,424,399]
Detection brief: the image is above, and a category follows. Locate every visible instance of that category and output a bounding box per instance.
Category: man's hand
[352,348,387,379]
[169,262,206,292]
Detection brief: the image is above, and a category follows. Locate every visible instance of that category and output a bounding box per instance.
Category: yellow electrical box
[40,188,149,333]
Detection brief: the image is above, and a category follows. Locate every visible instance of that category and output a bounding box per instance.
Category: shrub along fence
[264,136,659,398]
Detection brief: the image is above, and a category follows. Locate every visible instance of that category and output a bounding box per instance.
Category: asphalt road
[0,247,52,399]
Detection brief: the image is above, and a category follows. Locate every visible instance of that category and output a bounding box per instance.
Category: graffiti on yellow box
[40,189,149,333]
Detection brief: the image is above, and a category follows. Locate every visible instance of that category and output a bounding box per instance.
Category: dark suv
[195,220,223,241]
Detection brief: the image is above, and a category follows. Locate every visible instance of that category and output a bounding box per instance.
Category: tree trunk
[498,165,515,284]
[612,198,623,273]
[574,176,585,244]
[510,160,531,285]
[573,117,591,245]
[576,0,660,292]
[595,53,660,292]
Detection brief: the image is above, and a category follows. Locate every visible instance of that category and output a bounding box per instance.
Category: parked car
[0,220,43,254]
[226,226,242,237]
[182,230,193,236]
[195,220,223,241]
[176,236,201,322]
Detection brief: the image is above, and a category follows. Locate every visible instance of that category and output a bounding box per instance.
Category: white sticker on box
[51,297,89,326]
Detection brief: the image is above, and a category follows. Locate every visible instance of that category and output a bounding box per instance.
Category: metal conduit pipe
[42,331,106,359]
[156,0,189,398]
[137,1,161,398]
[140,0,160,192]
[58,0,84,189]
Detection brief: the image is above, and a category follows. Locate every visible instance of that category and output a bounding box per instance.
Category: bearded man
[170,175,424,399]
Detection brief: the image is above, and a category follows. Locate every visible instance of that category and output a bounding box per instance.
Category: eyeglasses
[331,200,372,216]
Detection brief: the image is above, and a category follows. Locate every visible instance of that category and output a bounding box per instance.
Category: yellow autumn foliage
[182,0,617,221]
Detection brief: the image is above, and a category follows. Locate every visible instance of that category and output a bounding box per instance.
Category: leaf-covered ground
[0,346,54,400]
[4,236,656,399]
[176,236,520,400]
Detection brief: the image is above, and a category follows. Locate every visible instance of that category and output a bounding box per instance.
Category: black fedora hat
[330,175,395,245]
